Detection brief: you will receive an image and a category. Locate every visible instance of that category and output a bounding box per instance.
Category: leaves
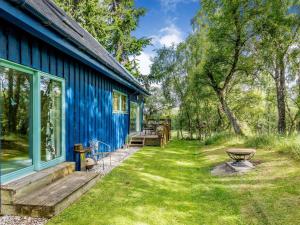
[53,0,151,78]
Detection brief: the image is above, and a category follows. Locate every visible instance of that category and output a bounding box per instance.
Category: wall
[0,19,135,163]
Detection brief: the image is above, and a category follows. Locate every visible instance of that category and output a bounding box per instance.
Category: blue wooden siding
[0,20,136,163]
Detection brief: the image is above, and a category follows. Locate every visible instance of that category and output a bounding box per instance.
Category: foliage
[53,0,151,77]
[147,0,300,139]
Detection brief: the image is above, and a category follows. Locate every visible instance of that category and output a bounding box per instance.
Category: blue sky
[133,0,200,75]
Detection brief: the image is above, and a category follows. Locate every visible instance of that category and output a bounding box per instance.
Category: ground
[48,139,300,225]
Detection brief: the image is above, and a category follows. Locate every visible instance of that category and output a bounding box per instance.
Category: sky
[133,0,200,75]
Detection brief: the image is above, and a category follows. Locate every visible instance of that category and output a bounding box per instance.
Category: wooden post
[74,144,91,171]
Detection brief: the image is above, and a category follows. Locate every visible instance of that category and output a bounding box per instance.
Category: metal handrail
[97,140,111,151]
[89,139,112,170]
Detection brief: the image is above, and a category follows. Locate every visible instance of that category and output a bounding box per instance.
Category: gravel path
[0,216,47,225]
[0,147,141,225]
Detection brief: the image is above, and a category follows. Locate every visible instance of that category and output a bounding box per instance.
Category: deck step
[131,137,145,140]
[129,136,145,148]
[12,172,100,218]
[129,144,144,147]
[1,162,75,204]
[130,141,144,144]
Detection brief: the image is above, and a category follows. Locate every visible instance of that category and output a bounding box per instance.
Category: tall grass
[203,132,243,146]
[245,135,300,160]
[203,133,300,160]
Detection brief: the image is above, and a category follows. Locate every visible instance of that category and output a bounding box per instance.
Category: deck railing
[143,118,171,147]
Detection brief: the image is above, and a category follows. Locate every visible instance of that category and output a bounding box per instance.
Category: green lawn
[48,139,300,225]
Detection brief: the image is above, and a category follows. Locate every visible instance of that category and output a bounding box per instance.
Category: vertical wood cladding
[0,20,132,163]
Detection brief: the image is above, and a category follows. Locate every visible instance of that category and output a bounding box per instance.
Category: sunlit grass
[48,138,300,225]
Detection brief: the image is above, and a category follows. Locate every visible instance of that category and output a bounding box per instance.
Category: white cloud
[150,24,183,48]
[135,24,183,75]
[158,24,183,47]
[136,51,153,75]
[159,0,198,11]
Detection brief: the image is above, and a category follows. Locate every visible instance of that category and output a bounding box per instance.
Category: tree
[188,0,263,135]
[256,0,300,134]
[53,0,150,77]
[150,45,195,138]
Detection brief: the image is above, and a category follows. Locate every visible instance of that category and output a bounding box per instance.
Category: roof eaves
[8,0,150,95]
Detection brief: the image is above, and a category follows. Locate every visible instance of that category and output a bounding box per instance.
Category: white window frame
[112,89,128,114]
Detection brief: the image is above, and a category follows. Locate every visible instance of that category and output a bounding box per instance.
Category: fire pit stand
[225,148,256,172]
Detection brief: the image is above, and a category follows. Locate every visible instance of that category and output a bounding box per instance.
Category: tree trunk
[186,112,193,139]
[274,58,286,135]
[216,90,243,135]
[216,105,223,132]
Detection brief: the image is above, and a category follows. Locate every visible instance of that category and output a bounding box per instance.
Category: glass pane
[113,92,119,111]
[130,102,137,133]
[40,76,62,162]
[121,95,127,112]
[0,66,33,175]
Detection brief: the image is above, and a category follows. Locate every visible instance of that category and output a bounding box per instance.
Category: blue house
[0,0,148,189]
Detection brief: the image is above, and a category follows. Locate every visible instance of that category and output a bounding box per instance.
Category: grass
[48,137,300,225]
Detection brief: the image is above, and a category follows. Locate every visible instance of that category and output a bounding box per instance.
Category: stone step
[10,172,100,218]
[0,162,75,204]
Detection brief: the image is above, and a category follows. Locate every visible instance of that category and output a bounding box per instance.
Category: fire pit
[211,148,257,176]
[226,148,256,164]
[225,148,256,172]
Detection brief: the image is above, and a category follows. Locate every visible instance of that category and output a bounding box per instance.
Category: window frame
[0,58,66,183]
[112,89,128,114]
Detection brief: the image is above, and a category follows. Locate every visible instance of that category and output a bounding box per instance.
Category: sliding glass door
[0,59,65,183]
[40,76,63,163]
[130,102,141,134]
[0,66,33,176]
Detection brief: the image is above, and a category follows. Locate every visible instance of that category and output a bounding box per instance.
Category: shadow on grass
[48,140,300,225]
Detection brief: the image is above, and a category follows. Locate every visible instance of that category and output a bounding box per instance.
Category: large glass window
[113,90,127,113]
[40,76,62,162]
[0,59,65,183]
[0,66,33,175]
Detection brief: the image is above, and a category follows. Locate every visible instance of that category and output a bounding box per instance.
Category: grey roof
[8,0,148,95]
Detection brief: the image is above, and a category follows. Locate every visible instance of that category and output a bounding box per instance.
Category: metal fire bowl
[226,148,256,162]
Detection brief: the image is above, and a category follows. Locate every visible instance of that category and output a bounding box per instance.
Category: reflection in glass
[130,102,137,133]
[121,95,127,112]
[0,66,32,175]
[40,76,62,162]
[113,92,119,112]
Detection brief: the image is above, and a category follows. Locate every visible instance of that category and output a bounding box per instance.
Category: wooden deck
[0,162,100,218]
[128,134,162,147]
[136,134,161,146]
